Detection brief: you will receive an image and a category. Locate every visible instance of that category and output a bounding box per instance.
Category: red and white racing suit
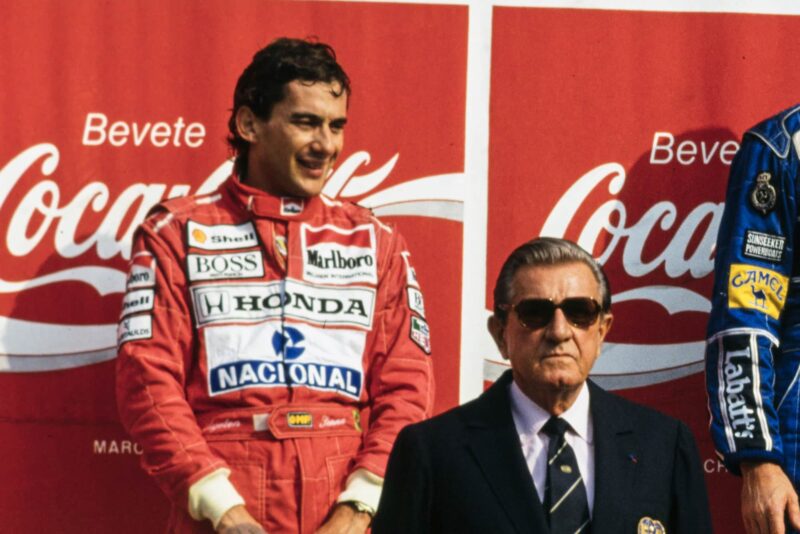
[116,176,434,533]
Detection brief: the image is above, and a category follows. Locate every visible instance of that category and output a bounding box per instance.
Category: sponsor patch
[717,334,769,452]
[187,250,265,281]
[410,316,431,354]
[637,517,666,534]
[127,252,156,289]
[287,412,313,428]
[191,280,375,329]
[120,289,154,318]
[204,323,366,398]
[728,264,788,319]
[407,287,426,318]
[117,314,152,345]
[750,171,777,215]
[400,251,420,288]
[301,224,377,285]
[281,198,304,216]
[187,220,258,250]
[743,230,785,263]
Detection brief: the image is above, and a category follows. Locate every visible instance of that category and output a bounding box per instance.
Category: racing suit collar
[222,174,326,221]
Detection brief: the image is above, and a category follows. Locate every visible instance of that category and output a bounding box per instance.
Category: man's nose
[312,125,336,155]
[545,308,573,342]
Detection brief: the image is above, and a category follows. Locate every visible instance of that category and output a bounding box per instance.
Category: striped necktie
[542,416,591,534]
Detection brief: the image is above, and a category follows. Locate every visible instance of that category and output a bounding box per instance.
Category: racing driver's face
[238,79,347,197]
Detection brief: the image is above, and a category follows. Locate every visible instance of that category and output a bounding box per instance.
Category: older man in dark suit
[373,237,712,534]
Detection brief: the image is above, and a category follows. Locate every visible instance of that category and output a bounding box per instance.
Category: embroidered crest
[637,516,666,534]
[750,172,777,215]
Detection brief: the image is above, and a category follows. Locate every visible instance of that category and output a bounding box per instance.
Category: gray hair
[492,237,611,322]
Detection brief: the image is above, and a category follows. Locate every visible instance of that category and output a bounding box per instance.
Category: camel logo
[728,263,788,319]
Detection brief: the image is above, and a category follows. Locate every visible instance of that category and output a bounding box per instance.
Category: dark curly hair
[227,37,351,175]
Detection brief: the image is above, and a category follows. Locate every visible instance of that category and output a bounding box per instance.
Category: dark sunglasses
[501,297,603,330]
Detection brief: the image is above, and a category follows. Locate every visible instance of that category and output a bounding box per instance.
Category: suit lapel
[589,381,638,533]
[462,371,549,534]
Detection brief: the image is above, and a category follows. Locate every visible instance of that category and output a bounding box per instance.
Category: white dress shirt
[509,380,595,514]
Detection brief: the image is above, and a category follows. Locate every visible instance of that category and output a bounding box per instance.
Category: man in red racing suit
[116,38,434,533]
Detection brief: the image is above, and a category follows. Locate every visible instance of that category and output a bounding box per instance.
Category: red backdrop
[1,1,798,532]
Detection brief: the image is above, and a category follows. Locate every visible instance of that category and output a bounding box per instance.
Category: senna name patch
[728,263,788,319]
[742,230,785,263]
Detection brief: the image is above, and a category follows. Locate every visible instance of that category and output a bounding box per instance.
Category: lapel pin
[637,516,665,533]
[628,453,638,464]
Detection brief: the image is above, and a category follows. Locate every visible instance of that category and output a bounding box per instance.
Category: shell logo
[192,228,207,244]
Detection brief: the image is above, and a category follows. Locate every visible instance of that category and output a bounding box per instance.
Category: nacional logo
[272,326,306,360]
[728,263,788,319]
[191,280,375,329]
[187,251,265,281]
[301,224,377,285]
[186,221,259,251]
[206,324,364,398]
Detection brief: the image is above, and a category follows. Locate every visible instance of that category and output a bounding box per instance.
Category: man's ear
[235,106,260,143]
[487,315,508,360]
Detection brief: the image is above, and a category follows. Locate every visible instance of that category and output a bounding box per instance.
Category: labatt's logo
[481,162,727,389]
[0,144,462,372]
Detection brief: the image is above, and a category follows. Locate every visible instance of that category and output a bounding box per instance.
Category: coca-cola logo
[0,143,463,372]
[483,130,739,389]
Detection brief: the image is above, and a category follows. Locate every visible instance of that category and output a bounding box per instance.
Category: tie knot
[542,416,570,439]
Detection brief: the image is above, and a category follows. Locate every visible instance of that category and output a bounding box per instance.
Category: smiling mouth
[297,156,327,175]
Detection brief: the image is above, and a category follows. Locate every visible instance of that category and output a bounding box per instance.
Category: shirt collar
[509,379,593,445]
[222,174,328,221]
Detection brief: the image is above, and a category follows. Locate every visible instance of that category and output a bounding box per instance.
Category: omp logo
[728,264,788,319]
[287,412,312,428]
[191,280,375,328]
[301,224,377,285]
[187,221,258,251]
[187,251,264,281]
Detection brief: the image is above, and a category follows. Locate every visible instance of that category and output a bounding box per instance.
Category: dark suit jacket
[373,371,712,533]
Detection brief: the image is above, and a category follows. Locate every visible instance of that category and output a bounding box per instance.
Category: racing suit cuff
[336,468,384,514]
[724,449,785,476]
[188,468,246,528]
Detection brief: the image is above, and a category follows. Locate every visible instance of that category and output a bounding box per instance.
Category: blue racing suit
[706,104,800,485]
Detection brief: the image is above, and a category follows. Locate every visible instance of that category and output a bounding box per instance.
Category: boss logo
[187,251,264,281]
